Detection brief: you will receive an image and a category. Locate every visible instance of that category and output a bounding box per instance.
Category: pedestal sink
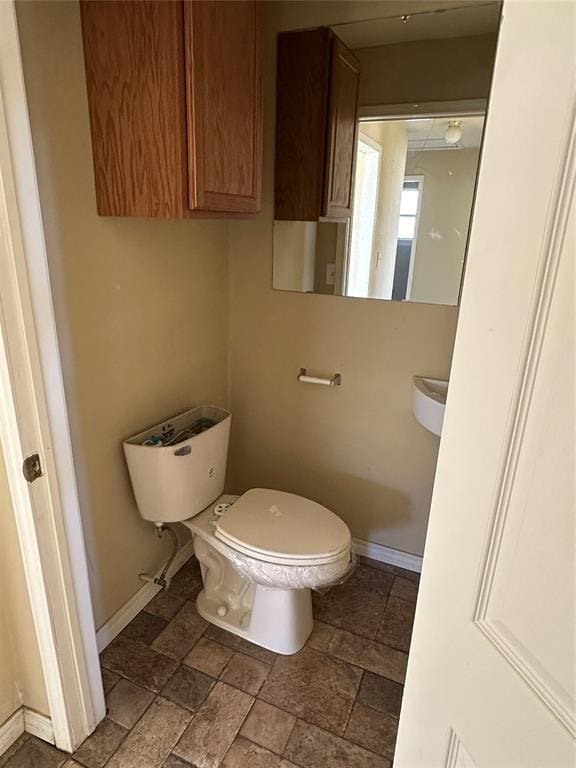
[412,376,448,436]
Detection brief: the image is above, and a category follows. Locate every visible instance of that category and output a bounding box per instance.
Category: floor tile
[376,597,415,653]
[4,737,66,768]
[345,702,398,759]
[161,665,214,712]
[84,554,417,768]
[105,678,155,729]
[72,718,127,768]
[221,652,270,695]
[222,736,286,767]
[107,697,192,768]
[312,565,393,639]
[168,559,204,602]
[0,734,29,767]
[144,590,186,621]
[100,669,119,695]
[120,611,168,645]
[184,637,234,678]
[357,671,404,719]
[284,720,390,768]
[203,625,276,664]
[240,700,296,754]
[259,646,361,735]
[163,756,194,768]
[100,636,179,692]
[328,629,408,684]
[306,621,336,652]
[152,602,208,660]
[390,576,419,602]
[173,682,253,768]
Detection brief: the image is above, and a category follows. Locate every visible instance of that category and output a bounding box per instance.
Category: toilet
[124,405,352,654]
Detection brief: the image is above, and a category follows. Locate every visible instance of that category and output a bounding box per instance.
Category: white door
[394,2,575,766]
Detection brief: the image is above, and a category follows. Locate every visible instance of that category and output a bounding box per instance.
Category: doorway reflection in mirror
[345,114,484,304]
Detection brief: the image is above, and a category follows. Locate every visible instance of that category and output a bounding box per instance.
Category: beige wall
[0,448,49,724]
[227,1,459,557]
[0,608,18,728]
[406,147,480,304]
[16,1,230,628]
[356,34,498,107]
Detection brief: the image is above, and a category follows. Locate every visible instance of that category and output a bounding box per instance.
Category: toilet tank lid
[215,488,351,563]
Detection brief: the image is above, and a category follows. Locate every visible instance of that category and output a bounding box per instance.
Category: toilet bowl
[185,489,351,654]
[124,406,353,654]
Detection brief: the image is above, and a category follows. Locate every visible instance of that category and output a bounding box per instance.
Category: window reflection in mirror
[272,2,501,306]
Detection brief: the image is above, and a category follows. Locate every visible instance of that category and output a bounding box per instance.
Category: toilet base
[193,532,313,655]
[196,584,313,655]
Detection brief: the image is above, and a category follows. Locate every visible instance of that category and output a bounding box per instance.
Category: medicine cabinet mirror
[272,2,502,306]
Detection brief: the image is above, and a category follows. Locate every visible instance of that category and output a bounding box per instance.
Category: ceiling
[362,115,486,150]
[407,115,485,149]
[332,2,501,49]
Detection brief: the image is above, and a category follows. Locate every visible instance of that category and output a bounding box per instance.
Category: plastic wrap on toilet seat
[220,541,357,591]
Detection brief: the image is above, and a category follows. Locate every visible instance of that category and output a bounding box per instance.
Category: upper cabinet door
[80,0,262,218]
[185,1,262,214]
[81,1,188,218]
[274,27,359,222]
[322,39,360,219]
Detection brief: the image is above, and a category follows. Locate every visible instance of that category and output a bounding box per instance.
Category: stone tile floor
[2,556,418,768]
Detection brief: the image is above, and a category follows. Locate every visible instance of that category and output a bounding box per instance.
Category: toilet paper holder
[297,368,342,387]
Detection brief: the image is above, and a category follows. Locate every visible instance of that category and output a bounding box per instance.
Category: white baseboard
[24,709,54,744]
[0,707,54,759]
[96,540,195,652]
[353,538,422,573]
[0,709,24,757]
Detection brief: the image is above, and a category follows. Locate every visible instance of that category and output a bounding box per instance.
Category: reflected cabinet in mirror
[272,2,501,306]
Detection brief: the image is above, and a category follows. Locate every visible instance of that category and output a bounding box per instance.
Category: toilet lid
[215,488,351,566]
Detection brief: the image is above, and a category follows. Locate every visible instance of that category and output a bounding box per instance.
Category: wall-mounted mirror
[272,2,501,305]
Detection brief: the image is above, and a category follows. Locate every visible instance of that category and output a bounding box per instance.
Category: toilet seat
[215,488,351,566]
[184,492,354,592]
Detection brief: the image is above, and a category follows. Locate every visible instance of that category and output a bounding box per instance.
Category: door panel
[394,1,575,764]
[476,244,574,729]
[186,0,262,213]
[474,193,575,733]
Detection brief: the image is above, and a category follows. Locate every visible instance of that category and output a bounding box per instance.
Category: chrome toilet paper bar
[297,368,342,387]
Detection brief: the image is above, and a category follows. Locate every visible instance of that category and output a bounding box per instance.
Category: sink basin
[412,376,448,436]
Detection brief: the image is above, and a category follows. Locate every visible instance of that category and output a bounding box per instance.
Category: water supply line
[139,523,179,590]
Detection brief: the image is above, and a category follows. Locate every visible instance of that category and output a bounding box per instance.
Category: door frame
[0,0,105,753]
[345,131,381,297]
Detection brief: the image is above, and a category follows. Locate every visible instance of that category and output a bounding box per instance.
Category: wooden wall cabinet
[274,28,360,222]
[80,0,262,218]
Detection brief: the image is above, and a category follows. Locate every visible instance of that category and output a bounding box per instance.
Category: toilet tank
[123,406,231,524]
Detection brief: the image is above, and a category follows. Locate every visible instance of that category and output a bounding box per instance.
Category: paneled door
[394,1,575,765]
